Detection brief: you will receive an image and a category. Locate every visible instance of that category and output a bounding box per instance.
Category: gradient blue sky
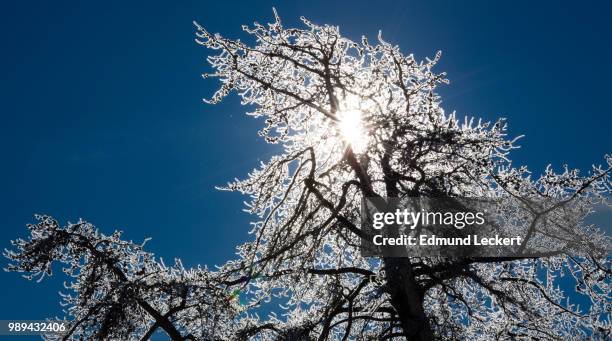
[0,0,610,330]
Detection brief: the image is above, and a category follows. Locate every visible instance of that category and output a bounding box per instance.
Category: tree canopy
[6,11,611,341]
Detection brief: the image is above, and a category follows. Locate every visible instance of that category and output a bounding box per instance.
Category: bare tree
[5,11,611,340]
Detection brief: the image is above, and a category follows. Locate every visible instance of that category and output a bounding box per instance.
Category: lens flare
[338,95,367,153]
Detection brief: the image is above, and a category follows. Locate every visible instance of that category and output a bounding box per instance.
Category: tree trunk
[384,257,433,340]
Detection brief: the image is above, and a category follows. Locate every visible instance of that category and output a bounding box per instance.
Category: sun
[338,95,368,153]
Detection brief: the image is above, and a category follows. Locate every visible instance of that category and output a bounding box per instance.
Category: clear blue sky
[1,0,610,328]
